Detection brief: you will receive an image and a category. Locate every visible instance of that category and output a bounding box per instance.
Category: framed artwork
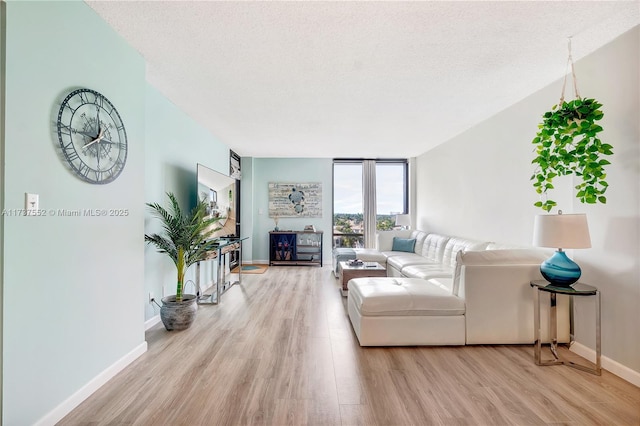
[269,182,322,218]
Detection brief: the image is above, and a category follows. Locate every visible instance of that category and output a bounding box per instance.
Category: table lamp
[395,214,411,230]
[533,210,591,286]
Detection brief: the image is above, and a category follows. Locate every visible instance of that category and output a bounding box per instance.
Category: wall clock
[56,88,128,184]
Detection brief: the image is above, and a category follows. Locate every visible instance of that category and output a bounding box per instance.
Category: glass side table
[530,280,601,375]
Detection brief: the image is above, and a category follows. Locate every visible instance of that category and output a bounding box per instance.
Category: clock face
[56,88,128,184]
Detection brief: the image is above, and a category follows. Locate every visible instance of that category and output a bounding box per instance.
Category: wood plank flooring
[59,266,640,425]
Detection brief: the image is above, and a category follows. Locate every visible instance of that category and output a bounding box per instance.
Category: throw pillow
[392,237,416,253]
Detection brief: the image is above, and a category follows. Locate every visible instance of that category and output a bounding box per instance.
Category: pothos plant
[531,97,613,212]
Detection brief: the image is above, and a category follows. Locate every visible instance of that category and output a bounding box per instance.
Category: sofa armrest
[455,249,569,345]
[376,230,413,252]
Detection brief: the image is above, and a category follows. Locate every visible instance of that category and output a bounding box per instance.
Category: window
[375,162,407,230]
[333,159,408,248]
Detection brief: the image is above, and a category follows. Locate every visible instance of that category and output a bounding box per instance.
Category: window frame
[332,158,408,248]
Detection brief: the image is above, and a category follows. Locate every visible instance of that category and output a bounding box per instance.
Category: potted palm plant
[145,192,223,330]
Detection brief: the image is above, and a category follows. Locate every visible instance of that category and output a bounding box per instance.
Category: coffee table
[338,261,387,296]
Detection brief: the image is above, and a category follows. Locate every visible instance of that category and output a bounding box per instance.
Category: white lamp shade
[395,214,411,227]
[533,213,591,249]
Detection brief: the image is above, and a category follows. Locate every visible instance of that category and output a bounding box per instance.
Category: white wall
[416,27,639,375]
[3,2,146,424]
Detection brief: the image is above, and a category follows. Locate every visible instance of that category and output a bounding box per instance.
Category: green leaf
[531,99,611,211]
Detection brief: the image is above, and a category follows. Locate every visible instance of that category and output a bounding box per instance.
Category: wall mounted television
[196,163,239,239]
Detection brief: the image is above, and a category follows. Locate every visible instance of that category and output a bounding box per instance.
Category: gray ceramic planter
[160,294,198,331]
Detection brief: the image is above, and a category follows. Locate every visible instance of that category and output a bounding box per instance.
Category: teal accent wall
[251,158,333,263]
[144,84,230,320]
[3,2,145,424]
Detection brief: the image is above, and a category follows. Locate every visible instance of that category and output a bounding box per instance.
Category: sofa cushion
[419,233,450,263]
[456,248,550,266]
[391,237,416,253]
[409,231,429,252]
[401,264,454,283]
[386,253,436,271]
[348,277,465,317]
[441,237,490,268]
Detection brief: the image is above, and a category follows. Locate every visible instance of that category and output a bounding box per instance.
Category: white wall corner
[33,342,147,426]
[571,342,640,388]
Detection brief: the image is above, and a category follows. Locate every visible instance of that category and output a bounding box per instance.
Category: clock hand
[76,130,95,138]
[81,114,94,132]
[82,138,100,150]
[96,105,101,134]
[81,128,105,151]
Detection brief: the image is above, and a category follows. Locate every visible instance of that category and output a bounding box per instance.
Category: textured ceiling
[86,1,639,158]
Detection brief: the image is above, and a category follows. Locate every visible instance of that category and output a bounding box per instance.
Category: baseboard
[571,342,640,387]
[34,341,148,426]
[145,314,161,331]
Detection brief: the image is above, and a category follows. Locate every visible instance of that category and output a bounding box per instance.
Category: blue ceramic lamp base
[540,250,581,287]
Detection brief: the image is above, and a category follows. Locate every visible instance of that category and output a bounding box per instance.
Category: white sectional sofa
[343,230,569,346]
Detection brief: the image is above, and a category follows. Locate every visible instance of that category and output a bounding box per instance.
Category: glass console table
[196,237,248,305]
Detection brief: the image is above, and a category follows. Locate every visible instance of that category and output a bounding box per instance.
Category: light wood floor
[60,266,640,425]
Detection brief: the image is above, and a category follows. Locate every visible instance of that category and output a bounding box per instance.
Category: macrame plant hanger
[559,37,581,105]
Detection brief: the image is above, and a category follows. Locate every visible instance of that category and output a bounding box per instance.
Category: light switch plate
[25,193,39,211]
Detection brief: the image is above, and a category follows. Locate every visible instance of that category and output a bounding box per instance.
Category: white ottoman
[347,277,466,346]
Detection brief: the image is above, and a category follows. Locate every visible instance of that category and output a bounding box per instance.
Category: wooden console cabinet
[269,231,323,266]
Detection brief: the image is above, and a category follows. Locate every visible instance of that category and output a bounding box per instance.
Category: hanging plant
[531,39,613,212]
